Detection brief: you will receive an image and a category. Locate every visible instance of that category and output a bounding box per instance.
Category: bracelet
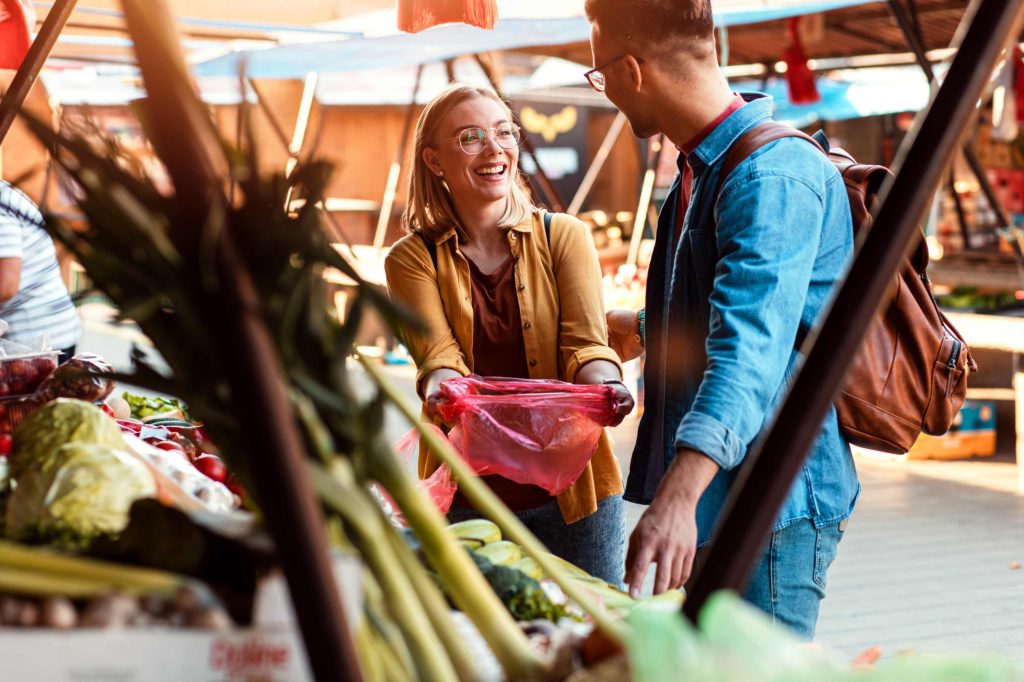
[598,379,627,388]
[637,308,646,347]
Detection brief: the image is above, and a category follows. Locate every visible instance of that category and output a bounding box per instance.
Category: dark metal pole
[888,0,1012,231]
[0,0,79,145]
[948,170,972,249]
[684,0,1024,622]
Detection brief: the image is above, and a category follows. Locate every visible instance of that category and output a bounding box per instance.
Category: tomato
[0,434,12,456]
[154,440,186,453]
[194,454,227,483]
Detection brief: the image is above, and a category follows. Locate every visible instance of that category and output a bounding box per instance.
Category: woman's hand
[575,360,635,426]
[602,380,635,426]
[423,368,461,422]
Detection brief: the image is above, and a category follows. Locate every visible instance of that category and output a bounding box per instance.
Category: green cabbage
[9,399,126,481]
[5,442,156,549]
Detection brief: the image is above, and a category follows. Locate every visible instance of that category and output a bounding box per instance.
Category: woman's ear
[422,147,444,177]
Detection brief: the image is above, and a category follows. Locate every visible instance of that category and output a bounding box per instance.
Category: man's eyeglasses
[584,54,637,92]
[436,123,522,155]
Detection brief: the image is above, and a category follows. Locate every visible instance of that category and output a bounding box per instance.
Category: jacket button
[523,321,532,329]
[529,359,537,367]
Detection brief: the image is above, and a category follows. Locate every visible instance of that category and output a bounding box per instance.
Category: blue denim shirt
[626,93,860,545]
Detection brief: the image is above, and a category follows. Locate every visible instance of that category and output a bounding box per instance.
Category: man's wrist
[659,447,718,507]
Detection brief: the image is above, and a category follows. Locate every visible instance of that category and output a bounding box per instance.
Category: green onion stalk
[308,458,464,681]
[0,540,183,597]
[357,353,629,646]
[362,435,550,680]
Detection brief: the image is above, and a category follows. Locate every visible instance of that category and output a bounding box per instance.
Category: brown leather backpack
[717,122,977,454]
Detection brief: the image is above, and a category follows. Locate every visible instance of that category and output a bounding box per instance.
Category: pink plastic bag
[379,426,457,526]
[437,376,617,495]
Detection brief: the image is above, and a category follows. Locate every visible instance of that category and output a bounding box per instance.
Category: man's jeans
[448,494,626,587]
[741,518,846,639]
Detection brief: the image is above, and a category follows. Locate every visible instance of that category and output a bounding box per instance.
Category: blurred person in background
[0,180,80,361]
[384,84,633,585]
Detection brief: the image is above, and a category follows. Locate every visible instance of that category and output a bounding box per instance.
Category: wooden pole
[374,63,423,252]
[627,134,663,267]
[0,0,78,145]
[567,111,627,216]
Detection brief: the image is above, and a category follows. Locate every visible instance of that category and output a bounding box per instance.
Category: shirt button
[529,359,538,367]
[518,284,525,291]
[510,232,517,240]
[523,321,532,329]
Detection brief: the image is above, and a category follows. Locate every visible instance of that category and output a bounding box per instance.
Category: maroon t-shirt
[455,253,551,512]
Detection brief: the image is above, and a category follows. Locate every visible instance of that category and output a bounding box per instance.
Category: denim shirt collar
[688,93,774,173]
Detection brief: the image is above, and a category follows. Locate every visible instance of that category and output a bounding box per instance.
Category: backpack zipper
[947,337,962,370]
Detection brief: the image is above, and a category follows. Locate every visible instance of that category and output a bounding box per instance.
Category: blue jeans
[448,495,626,586]
[738,518,846,639]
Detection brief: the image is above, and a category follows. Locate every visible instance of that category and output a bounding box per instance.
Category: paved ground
[80,313,1024,665]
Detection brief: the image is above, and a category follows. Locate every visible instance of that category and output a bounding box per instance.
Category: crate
[907,399,997,460]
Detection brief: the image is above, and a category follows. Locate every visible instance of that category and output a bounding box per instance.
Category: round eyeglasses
[437,124,522,155]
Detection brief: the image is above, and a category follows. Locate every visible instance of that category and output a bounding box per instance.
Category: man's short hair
[585,0,714,58]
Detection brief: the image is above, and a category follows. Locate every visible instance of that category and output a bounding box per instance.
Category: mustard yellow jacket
[383,209,624,524]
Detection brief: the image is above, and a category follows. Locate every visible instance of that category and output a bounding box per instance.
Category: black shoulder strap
[419,233,438,270]
[543,210,553,244]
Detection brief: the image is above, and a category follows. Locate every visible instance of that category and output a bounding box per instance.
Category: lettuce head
[5,442,156,550]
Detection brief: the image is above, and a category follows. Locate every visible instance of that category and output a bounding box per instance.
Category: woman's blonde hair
[403,84,536,241]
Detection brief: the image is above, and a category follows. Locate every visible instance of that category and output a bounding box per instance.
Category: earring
[437,171,444,177]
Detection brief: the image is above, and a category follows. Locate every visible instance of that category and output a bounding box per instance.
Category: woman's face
[423,96,520,211]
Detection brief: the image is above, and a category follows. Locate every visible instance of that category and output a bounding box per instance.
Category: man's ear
[422,147,444,176]
[623,55,644,91]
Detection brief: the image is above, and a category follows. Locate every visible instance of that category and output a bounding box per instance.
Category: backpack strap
[543,210,553,244]
[715,121,825,196]
[419,232,438,270]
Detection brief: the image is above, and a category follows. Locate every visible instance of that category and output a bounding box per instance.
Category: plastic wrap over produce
[438,376,617,495]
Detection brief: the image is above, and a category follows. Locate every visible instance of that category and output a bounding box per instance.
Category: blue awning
[195,0,877,79]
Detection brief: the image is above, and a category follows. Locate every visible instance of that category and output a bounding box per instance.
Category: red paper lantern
[0,0,34,70]
[782,17,820,105]
[397,0,498,33]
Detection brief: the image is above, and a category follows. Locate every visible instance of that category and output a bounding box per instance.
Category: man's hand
[624,447,719,597]
[603,380,635,426]
[625,496,698,597]
[606,309,644,362]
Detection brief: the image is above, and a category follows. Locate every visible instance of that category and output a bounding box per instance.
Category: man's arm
[0,257,21,303]
[625,447,717,596]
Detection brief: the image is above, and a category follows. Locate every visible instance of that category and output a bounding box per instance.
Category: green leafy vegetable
[468,549,571,622]
[121,392,191,420]
[6,442,156,550]
[9,399,126,481]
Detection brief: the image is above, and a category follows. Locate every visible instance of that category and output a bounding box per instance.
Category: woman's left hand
[603,380,635,426]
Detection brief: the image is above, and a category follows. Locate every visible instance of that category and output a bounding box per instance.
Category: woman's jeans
[448,494,626,586]
[738,518,846,639]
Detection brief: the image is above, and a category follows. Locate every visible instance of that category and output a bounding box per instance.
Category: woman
[384,84,633,585]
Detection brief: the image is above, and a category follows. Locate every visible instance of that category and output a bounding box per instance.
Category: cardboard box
[907,399,997,460]
[0,628,312,682]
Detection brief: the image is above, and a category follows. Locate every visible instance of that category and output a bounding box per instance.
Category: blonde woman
[384,84,633,584]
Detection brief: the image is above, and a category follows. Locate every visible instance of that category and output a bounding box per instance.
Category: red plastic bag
[378,426,456,526]
[437,376,617,496]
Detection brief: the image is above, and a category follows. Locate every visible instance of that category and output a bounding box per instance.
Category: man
[0,180,80,361]
[585,0,859,638]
